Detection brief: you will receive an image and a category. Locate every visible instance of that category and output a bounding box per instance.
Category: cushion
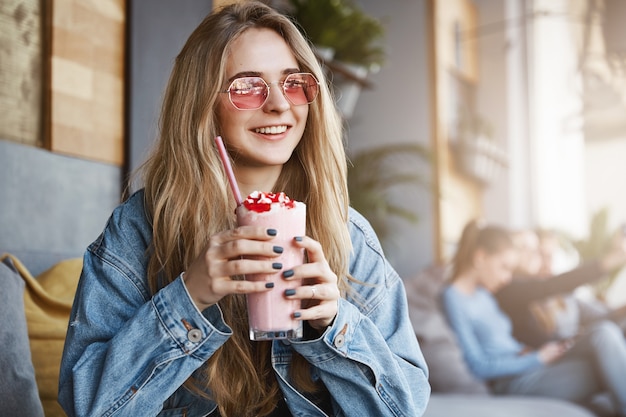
[0,257,45,417]
[405,265,489,394]
[424,394,596,417]
[1,254,82,417]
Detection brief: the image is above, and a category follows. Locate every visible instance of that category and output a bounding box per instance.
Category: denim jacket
[58,191,430,417]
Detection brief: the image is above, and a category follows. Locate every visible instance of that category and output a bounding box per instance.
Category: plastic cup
[236,193,305,340]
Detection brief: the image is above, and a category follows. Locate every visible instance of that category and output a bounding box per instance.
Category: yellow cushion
[1,254,82,417]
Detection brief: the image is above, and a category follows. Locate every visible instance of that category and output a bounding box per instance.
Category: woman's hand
[183,226,284,310]
[537,340,571,364]
[183,228,340,333]
[282,236,340,331]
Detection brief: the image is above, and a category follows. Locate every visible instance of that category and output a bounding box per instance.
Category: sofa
[0,139,121,416]
[406,264,609,417]
[0,139,602,416]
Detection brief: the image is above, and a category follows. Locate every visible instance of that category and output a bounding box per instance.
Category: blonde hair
[138,1,351,416]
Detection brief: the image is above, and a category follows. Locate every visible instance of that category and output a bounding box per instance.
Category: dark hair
[450,219,514,281]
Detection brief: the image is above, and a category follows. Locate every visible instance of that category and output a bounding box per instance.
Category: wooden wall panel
[45,0,125,165]
[430,0,482,262]
[0,0,42,146]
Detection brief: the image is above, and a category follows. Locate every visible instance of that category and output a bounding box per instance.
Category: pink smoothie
[236,191,306,340]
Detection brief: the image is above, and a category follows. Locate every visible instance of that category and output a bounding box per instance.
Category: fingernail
[294,236,303,242]
[272,262,283,270]
[293,311,302,318]
[285,289,296,296]
[282,269,294,278]
[265,282,275,288]
[273,245,283,254]
[267,229,277,236]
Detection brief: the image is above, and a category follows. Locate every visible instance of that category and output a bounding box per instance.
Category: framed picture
[0,0,43,146]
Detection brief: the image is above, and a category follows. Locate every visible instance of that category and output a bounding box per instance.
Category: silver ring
[310,285,317,299]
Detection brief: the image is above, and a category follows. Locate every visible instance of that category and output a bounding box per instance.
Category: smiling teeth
[255,125,287,134]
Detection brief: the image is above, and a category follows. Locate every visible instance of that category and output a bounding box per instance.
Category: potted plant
[280,0,386,118]
[567,208,626,300]
[347,143,431,244]
[453,109,507,185]
[284,0,385,70]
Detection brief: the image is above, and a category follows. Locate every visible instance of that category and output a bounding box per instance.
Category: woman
[57,2,429,416]
[500,227,626,348]
[442,220,626,416]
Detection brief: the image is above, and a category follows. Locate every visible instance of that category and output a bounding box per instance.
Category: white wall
[585,139,626,230]
[348,0,435,278]
[528,0,587,236]
[474,0,535,228]
[473,0,590,238]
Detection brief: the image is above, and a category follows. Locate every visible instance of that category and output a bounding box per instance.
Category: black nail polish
[294,236,303,242]
[282,269,294,278]
[273,246,284,254]
[285,289,296,296]
[272,262,283,270]
[293,311,302,318]
[265,282,275,288]
[267,228,277,236]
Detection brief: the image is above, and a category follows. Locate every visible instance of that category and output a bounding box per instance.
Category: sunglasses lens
[228,77,268,110]
[283,73,319,106]
[227,73,319,110]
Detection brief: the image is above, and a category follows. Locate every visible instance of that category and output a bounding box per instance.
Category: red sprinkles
[242,191,296,213]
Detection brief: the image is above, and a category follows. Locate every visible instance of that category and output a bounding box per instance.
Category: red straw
[214,136,243,206]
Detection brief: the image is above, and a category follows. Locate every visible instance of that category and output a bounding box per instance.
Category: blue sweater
[442,285,543,380]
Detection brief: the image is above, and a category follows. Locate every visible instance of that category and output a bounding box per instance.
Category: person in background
[535,228,573,276]
[442,219,626,416]
[498,227,626,348]
[57,2,430,416]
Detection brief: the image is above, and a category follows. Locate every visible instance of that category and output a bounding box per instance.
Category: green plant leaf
[285,0,386,68]
[347,143,431,242]
[566,207,622,299]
